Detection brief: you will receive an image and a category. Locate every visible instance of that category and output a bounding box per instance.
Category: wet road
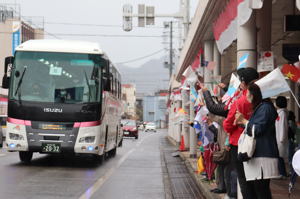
[0,130,165,199]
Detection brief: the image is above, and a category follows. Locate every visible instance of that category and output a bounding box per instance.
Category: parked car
[121,119,139,139]
[145,122,156,132]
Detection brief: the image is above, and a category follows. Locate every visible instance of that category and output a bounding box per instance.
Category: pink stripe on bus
[73,121,101,128]
[7,117,32,126]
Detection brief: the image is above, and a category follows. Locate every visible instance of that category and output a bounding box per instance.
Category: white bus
[2,40,123,163]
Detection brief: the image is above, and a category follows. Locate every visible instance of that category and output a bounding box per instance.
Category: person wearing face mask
[223,67,259,199]
[234,83,280,199]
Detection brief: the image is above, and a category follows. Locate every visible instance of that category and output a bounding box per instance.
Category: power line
[0,31,164,38]
[115,49,164,65]
[45,21,167,29]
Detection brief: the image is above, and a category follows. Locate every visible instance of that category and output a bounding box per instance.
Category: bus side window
[110,73,114,94]
[114,78,117,97]
[119,82,122,99]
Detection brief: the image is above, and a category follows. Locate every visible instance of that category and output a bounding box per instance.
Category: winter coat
[245,101,279,158]
[275,108,289,158]
[223,90,253,146]
[202,90,228,118]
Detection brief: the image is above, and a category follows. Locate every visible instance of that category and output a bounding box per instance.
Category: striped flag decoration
[237,53,249,69]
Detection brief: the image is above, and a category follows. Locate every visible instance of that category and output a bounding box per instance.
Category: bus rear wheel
[109,147,117,157]
[19,151,33,163]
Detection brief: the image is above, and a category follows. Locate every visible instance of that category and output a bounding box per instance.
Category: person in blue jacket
[234,82,280,199]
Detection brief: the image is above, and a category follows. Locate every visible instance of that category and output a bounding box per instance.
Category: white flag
[182,66,197,86]
[256,68,291,99]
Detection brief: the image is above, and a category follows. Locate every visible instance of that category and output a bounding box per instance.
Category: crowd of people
[191,67,300,199]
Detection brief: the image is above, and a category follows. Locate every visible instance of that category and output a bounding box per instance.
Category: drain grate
[160,137,205,199]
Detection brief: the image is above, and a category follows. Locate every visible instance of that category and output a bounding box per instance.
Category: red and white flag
[191,49,203,71]
[213,0,253,53]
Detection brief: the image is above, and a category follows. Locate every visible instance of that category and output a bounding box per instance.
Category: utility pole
[169,21,173,79]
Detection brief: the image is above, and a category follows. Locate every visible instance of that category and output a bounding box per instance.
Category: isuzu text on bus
[2,40,123,163]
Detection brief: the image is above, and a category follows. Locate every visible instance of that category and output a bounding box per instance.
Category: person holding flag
[223,67,259,199]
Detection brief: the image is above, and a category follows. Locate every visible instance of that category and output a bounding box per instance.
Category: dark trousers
[224,160,237,198]
[278,157,287,177]
[216,165,226,191]
[288,140,295,173]
[247,179,272,199]
[230,145,256,199]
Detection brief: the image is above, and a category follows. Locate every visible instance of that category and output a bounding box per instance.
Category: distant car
[121,119,139,139]
[145,122,156,132]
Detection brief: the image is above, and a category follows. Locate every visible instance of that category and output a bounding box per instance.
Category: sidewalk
[167,136,300,199]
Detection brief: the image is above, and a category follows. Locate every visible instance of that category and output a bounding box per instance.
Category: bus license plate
[42,143,61,153]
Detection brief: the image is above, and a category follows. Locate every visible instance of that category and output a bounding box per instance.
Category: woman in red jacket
[223,67,259,199]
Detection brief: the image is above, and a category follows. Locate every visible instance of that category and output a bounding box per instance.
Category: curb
[179,153,222,199]
[167,136,222,199]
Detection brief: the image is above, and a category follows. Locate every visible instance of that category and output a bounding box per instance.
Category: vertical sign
[12,21,21,55]
[257,51,274,72]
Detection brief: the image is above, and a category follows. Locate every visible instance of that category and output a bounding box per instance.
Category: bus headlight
[9,133,24,140]
[79,136,95,143]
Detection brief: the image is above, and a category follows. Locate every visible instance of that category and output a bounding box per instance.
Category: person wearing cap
[223,67,259,199]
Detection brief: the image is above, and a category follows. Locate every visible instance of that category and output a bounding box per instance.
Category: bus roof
[16,39,104,54]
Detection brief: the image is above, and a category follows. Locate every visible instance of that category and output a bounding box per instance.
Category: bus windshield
[9,51,104,104]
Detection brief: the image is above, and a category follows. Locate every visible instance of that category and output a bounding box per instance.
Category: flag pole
[289,90,300,109]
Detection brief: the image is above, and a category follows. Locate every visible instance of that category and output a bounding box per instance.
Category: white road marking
[79,148,134,199]
[0,153,6,157]
[79,132,158,199]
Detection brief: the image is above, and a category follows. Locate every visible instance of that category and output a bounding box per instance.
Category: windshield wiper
[14,66,27,96]
[84,70,91,102]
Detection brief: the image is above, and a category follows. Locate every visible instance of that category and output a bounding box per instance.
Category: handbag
[238,124,256,161]
[213,148,230,165]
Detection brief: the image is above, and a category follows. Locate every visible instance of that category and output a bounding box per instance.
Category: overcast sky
[1,0,198,68]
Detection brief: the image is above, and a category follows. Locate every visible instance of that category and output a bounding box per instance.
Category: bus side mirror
[2,74,9,89]
[103,77,111,91]
[2,56,13,89]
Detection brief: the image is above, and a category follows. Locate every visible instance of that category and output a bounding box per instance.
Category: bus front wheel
[19,151,33,163]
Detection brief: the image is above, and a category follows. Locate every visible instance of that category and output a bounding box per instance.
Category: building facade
[0,5,44,98]
[121,84,136,119]
[168,0,300,158]
[143,90,168,128]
